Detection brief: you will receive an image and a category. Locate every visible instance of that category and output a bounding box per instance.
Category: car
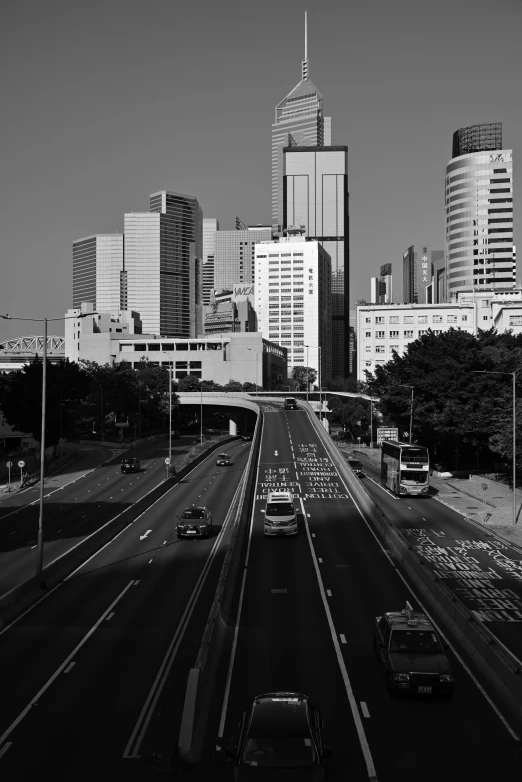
[264,490,298,536]
[373,601,455,698]
[121,457,140,473]
[345,457,364,478]
[216,452,232,466]
[222,692,332,780]
[177,506,212,539]
[284,397,298,411]
[241,433,253,441]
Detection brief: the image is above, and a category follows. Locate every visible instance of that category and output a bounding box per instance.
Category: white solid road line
[360,702,371,718]
[0,580,135,749]
[299,496,378,781]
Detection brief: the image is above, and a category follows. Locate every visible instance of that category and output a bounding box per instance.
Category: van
[284,397,298,411]
[346,457,364,478]
[264,490,298,536]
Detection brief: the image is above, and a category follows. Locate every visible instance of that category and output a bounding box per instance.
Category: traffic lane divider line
[0,580,136,748]
[361,702,370,719]
[298,495,378,781]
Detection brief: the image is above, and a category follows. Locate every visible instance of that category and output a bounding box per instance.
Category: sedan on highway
[223,691,332,780]
[216,452,232,466]
[241,433,253,441]
[177,506,212,539]
[374,601,454,698]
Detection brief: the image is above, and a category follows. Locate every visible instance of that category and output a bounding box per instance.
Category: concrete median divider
[305,406,522,731]
[0,437,240,632]
[178,412,263,764]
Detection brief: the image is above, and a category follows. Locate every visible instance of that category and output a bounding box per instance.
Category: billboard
[377,427,398,445]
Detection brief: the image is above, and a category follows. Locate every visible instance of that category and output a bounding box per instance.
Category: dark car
[121,457,140,473]
[216,452,232,466]
[241,433,253,441]
[177,506,212,539]
[373,601,454,697]
[346,457,364,478]
[222,692,332,780]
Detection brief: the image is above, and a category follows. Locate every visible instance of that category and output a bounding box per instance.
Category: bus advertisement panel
[381,441,429,496]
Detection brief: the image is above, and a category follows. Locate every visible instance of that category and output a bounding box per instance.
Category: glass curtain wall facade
[445,138,514,297]
[402,246,443,304]
[124,212,162,335]
[72,234,123,312]
[283,146,349,378]
[214,228,272,291]
[203,218,219,305]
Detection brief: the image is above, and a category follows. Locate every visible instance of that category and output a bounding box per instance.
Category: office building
[357,288,522,381]
[214,228,272,292]
[124,191,203,337]
[272,12,331,232]
[445,123,514,298]
[202,218,219,306]
[72,234,124,312]
[283,145,348,378]
[403,246,444,304]
[255,228,332,383]
[203,285,257,335]
[370,263,393,305]
[64,301,142,364]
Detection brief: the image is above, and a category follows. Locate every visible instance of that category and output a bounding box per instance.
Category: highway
[0,436,194,594]
[205,404,522,781]
[0,438,250,780]
[359,456,522,662]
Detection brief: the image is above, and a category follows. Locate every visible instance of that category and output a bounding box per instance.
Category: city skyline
[1,0,521,342]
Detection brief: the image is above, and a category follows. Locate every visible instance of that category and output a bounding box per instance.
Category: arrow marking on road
[274,450,279,456]
[140,530,152,540]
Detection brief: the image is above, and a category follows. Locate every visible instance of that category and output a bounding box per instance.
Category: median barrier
[304,404,522,731]
[0,437,240,632]
[178,411,263,764]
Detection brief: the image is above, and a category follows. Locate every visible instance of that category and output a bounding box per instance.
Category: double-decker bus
[381,441,429,497]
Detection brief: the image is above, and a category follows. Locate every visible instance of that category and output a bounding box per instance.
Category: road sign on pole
[18,460,25,468]
[165,457,171,465]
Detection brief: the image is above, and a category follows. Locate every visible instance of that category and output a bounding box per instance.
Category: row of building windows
[364,313,469,325]
[257,253,304,259]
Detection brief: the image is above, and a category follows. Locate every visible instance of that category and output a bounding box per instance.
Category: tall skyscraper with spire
[271,12,331,232]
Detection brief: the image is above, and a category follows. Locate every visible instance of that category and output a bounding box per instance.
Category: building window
[462,315,468,322]
[509,315,522,326]
[375,316,385,324]
[389,330,399,338]
[257,255,267,258]
[162,343,174,351]
[447,315,457,323]
[175,371,187,379]
[418,330,428,336]
[365,346,372,353]
[417,316,428,324]
[190,361,202,369]
[365,331,371,338]
[375,331,385,338]
[404,316,414,324]
[365,361,372,367]
[389,316,399,324]
[175,361,188,369]
[365,317,371,324]
[134,344,146,351]
[293,253,304,256]
[375,346,385,353]
[390,345,399,352]
[404,330,414,338]
[432,315,442,323]
[483,315,489,321]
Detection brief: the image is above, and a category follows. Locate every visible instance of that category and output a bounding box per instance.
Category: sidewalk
[339,444,522,551]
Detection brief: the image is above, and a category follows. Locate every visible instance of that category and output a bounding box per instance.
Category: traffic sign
[6,461,12,468]
[165,457,171,465]
[18,460,25,468]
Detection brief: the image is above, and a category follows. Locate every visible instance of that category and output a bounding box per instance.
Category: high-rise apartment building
[255,228,332,382]
[403,246,444,304]
[370,263,393,305]
[283,145,348,378]
[272,12,331,232]
[203,218,219,306]
[124,191,202,337]
[214,228,272,291]
[72,234,124,312]
[445,123,514,298]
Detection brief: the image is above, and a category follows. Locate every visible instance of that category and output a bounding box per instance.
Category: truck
[284,397,298,411]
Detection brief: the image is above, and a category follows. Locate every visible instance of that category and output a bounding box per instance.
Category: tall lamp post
[1,311,95,579]
[369,397,375,449]
[397,384,414,443]
[473,370,517,526]
[305,344,320,407]
[168,362,172,468]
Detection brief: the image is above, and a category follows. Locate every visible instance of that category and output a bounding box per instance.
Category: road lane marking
[148,559,153,564]
[340,634,347,644]
[327,589,332,597]
[0,581,135,748]
[106,612,115,621]
[0,742,12,759]
[318,557,322,563]
[312,533,316,537]
[31,545,37,550]
[64,662,76,674]
[361,702,370,718]
[299,496,378,780]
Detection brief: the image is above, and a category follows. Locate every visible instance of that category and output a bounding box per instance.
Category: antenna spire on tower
[302,10,308,79]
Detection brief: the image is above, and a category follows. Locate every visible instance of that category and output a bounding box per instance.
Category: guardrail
[178,410,263,763]
[0,437,240,631]
[303,404,522,732]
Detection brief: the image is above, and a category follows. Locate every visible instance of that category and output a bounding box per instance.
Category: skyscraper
[124,190,202,337]
[203,218,219,306]
[272,12,331,232]
[445,123,514,298]
[214,227,272,291]
[403,246,443,304]
[72,234,124,312]
[283,145,348,378]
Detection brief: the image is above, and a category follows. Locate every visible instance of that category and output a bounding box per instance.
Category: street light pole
[306,344,309,403]
[473,370,517,525]
[1,310,95,580]
[397,384,414,443]
[369,397,373,449]
[169,363,172,468]
[200,381,203,445]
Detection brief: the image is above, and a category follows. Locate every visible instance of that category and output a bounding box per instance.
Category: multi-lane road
[0,438,250,780]
[1,405,521,781]
[207,403,522,780]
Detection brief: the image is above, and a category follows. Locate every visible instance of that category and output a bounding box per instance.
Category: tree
[223,380,243,392]
[176,374,203,392]
[1,358,90,447]
[291,366,316,390]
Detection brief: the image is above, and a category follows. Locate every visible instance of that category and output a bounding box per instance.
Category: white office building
[72,234,124,313]
[255,229,331,382]
[357,289,522,381]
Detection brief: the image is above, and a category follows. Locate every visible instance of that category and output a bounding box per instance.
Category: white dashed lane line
[106,612,115,621]
[340,634,347,644]
[326,589,332,597]
[318,557,323,563]
[360,702,370,718]
[64,662,76,674]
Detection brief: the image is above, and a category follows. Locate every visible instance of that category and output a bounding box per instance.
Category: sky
[1,0,521,342]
